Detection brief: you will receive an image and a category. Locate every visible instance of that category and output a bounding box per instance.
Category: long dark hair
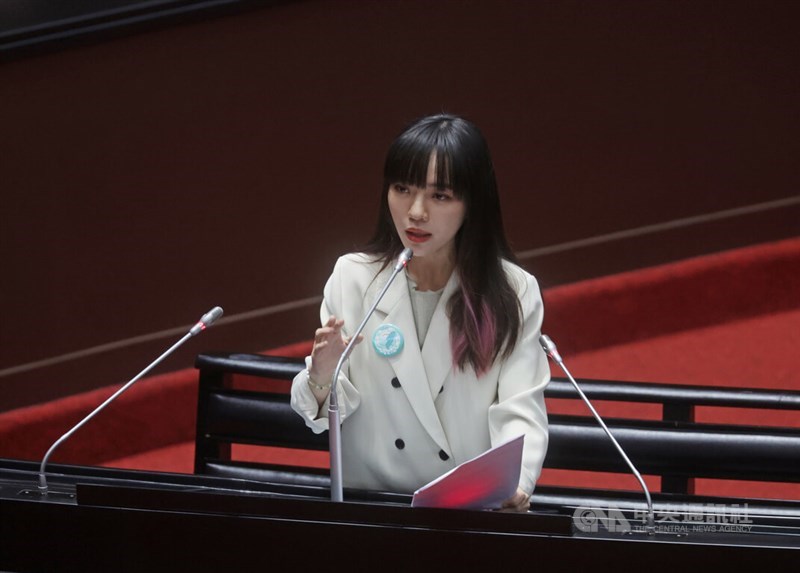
[364,114,522,375]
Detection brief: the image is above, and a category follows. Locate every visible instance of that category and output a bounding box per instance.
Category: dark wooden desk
[1,459,798,572]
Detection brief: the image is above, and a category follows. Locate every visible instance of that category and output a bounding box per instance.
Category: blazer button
[395,439,405,450]
[391,377,401,388]
[438,450,449,461]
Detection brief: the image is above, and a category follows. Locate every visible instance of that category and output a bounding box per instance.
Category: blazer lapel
[420,271,459,399]
[373,270,450,453]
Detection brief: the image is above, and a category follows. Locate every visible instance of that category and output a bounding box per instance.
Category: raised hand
[307,316,362,404]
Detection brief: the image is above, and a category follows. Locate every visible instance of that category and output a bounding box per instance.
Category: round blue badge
[372,324,404,357]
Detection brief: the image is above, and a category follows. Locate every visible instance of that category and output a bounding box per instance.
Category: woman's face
[387,154,466,265]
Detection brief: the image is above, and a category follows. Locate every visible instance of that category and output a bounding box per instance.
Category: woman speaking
[291,114,549,512]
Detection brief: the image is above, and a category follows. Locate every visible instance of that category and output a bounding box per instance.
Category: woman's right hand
[308,316,362,403]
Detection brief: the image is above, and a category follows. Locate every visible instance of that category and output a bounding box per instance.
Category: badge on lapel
[372,324,404,357]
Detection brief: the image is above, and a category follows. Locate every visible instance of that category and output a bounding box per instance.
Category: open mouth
[405,229,431,243]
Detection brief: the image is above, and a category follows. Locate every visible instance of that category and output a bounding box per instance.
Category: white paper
[411,434,524,510]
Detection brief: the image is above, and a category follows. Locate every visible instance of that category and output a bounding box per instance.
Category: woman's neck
[406,255,455,292]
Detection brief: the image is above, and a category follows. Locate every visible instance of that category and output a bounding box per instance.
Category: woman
[290,114,549,511]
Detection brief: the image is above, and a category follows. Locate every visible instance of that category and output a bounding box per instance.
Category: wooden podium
[2,459,799,571]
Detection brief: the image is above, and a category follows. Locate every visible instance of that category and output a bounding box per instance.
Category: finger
[343,334,364,346]
[501,495,519,508]
[319,316,337,333]
[501,489,529,509]
[315,324,339,341]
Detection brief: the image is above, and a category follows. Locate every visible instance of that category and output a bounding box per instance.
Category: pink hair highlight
[450,287,497,376]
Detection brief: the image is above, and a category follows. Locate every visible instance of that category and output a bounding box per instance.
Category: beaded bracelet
[306,370,332,391]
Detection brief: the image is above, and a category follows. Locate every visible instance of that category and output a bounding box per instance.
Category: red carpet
[2,238,798,500]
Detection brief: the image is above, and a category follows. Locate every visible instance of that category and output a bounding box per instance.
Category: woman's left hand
[499,488,531,512]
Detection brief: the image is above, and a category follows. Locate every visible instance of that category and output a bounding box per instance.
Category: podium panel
[1,459,799,571]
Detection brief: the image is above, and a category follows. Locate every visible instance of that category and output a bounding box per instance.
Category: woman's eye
[433,192,451,201]
[393,184,409,193]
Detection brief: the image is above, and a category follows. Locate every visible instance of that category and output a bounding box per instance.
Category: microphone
[539,334,655,535]
[328,247,413,501]
[189,306,224,336]
[393,247,414,271]
[38,306,224,495]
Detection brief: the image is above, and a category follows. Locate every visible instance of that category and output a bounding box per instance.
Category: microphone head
[539,334,562,363]
[191,306,224,335]
[202,306,224,327]
[395,247,414,271]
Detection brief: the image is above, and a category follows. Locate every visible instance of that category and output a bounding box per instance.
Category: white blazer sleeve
[290,258,361,433]
[487,271,550,494]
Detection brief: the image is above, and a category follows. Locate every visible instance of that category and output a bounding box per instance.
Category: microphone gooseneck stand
[37,306,224,495]
[540,334,656,535]
[328,249,413,502]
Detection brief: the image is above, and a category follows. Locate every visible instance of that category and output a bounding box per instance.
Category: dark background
[1,0,798,410]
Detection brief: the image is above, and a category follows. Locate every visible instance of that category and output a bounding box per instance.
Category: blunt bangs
[383,117,470,198]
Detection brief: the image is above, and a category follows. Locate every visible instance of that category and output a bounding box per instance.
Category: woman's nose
[408,194,428,221]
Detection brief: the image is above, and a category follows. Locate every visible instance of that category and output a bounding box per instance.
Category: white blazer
[290,253,549,494]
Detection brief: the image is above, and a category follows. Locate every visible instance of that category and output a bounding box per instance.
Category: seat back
[194,352,800,495]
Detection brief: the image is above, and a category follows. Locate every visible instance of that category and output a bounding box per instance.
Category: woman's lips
[405,228,431,243]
